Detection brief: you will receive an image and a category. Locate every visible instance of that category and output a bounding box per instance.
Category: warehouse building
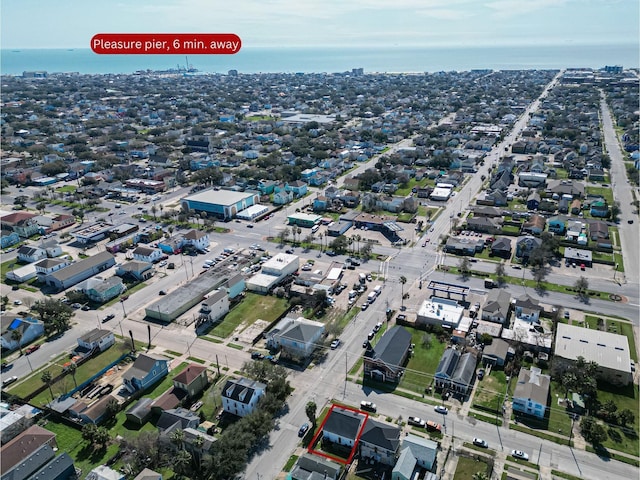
[181,189,260,221]
[246,253,299,293]
[43,251,116,291]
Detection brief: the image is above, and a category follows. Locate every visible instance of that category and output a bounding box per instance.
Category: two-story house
[358,418,401,465]
[512,367,550,419]
[122,353,170,393]
[172,364,208,399]
[221,377,266,418]
[132,246,163,264]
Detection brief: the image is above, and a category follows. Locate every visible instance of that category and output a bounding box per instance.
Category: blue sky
[1,0,638,49]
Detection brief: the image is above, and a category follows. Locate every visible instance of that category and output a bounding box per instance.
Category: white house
[322,407,365,449]
[199,289,230,323]
[132,246,163,264]
[392,434,438,480]
[35,257,72,276]
[183,229,210,252]
[77,329,115,352]
[221,377,266,418]
[17,245,47,263]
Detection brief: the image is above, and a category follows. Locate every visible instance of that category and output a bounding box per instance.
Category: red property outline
[307,403,370,465]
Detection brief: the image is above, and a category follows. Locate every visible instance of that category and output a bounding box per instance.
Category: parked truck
[484,279,496,289]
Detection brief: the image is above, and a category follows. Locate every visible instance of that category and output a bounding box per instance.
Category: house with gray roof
[322,407,366,449]
[434,348,460,390]
[514,294,541,323]
[481,338,511,368]
[126,398,154,425]
[512,367,550,419]
[133,468,162,480]
[358,418,401,465]
[363,326,412,383]
[490,237,512,258]
[265,316,325,361]
[122,353,169,393]
[43,251,115,291]
[450,352,477,395]
[392,434,438,480]
[290,453,341,480]
[221,377,266,418]
[481,290,512,324]
[515,236,542,261]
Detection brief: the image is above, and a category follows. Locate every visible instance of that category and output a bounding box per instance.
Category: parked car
[2,376,18,387]
[13,300,22,306]
[511,450,529,461]
[81,305,91,311]
[102,313,115,323]
[159,290,167,295]
[360,401,377,412]
[326,251,337,257]
[25,344,40,355]
[434,405,448,414]
[361,303,369,311]
[298,422,310,437]
[330,339,341,350]
[477,368,485,380]
[408,416,426,427]
[473,438,488,448]
[251,351,264,360]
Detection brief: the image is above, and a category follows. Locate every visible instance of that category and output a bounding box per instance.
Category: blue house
[547,216,566,234]
[590,199,609,218]
[258,180,276,195]
[122,353,170,393]
[1,230,20,248]
[1,317,45,351]
[285,180,308,197]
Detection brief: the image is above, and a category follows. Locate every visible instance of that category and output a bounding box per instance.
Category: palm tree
[11,329,23,355]
[41,370,54,401]
[354,234,361,255]
[67,362,78,389]
[192,434,205,467]
[296,227,302,245]
[150,205,157,220]
[170,428,185,450]
[399,275,407,308]
[472,472,489,480]
[306,401,317,427]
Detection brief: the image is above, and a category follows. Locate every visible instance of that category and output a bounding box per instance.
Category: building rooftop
[184,189,257,207]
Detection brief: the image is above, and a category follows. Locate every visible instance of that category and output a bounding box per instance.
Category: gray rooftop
[555,323,631,372]
[48,251,114,282]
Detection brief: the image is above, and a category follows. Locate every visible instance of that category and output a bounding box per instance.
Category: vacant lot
[400,326,448,394]
[207,293,289,338]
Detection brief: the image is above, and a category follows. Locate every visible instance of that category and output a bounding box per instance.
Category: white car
[330,339,340,349]
[473,438,488,448]
[511,450,529,461]
[13,300,22,305]
[434,405,448,414]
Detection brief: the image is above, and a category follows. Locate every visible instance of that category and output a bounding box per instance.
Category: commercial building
[416,297,464,329]
[43,251,116,291]
[246,253,299,293]
[287,212,321,227]
[71,222,115,244]
[554,323,632,386]
[181,189,260,221]
[236,204,269,220]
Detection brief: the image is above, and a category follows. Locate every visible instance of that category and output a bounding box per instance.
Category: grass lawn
[44,419,120,476]
[399,327,447,394]
[453,456,491,480]
[56,185,77,193]
[143,362,189,400]
[586,187,614,205]
[206,293,289,338]
[474,370,507,412]
[101,282,148,308]
[7,343,133,404]
[596,382,640,456]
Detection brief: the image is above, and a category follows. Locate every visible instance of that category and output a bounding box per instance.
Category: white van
[367,292,377,303]
[311,224,320,233]
[359,273,367,284]
[373,285,382,296]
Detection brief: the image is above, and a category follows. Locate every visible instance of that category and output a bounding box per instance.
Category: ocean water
[1,44,638,75]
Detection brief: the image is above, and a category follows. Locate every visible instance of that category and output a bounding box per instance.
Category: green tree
[1,295,9,309]
[305,401,317,427]
[574,276,589,300]
[495,262,506,285]
[278,227,290,245]
[580,416,608,445]
[105,397,120,420]
[11,329,24,355]
[617,409,635,427]
[41,370,54,401]
[170,428,185,450]
[32,298,74,336]
[532,265,548,286]
[459,257,471,279]
[421,333,433,349]
[329,235,349,254]
[360,242,373,260]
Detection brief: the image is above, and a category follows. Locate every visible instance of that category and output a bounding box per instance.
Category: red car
[25,344,40,355]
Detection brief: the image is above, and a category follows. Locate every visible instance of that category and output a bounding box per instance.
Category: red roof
[1,211,36,225]
[172,364,207,385]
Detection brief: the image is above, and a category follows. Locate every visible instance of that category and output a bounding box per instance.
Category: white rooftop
[555,323,631,373]
[418,297,464,326]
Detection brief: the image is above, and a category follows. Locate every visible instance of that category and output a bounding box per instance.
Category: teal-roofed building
[181,189,260,221]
